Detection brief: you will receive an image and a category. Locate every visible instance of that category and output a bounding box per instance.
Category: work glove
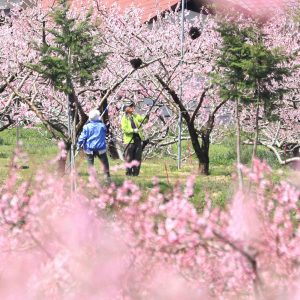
[133,128,138,133]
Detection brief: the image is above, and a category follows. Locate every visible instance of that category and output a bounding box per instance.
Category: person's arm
[77,126,87,149]
[121,116,134,134]
[137,114,149,123]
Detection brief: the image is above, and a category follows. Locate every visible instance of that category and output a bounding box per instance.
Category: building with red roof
[41,0,207,22]
[103,0,180,21]
[2,0,288,22]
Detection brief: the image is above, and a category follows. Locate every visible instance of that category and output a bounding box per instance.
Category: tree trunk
[252,103,260,161]
[152,75,212,174]
[98,98,119,159]
[107,139,120,159]
[57,141,71,175]
[235,98,243,189]
[187,123,209,175]
[200,132,210,175]
[67,93,76,171]
[57,155,67,175]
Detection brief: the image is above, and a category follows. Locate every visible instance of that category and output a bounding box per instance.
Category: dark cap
[123,100,135,111]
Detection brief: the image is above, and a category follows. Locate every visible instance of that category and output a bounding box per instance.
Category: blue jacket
[77,120,107,153]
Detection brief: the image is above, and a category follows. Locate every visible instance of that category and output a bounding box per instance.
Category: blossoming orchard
[0,0,300,299]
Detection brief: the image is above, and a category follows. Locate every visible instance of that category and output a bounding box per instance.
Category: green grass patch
[0,127,289,209]
[0,127,58,183]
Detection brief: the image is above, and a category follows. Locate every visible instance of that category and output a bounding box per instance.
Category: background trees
[0,1,300,299]
[97,6,229,174]
[237,11,300,166]
[29,0,108,169]
[0,0,299,172]
[215,19,291,186]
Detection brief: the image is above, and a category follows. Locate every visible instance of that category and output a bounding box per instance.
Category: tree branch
[213,230,262,297]
[0,73,17,94]
[0,115,14,132]
[243,140,300,165]
[191,87,209,125]
[154,74,191,123]
[98,57,163,108]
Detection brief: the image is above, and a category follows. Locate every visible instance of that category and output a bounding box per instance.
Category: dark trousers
[124,140,142,176]
[86,151,110,178]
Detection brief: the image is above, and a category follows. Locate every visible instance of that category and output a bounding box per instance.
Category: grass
[0,127,288,209]
[0,127,57,183]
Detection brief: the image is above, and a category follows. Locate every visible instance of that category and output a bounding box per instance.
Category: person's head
[123,100,135,115]
[89,109,100,121]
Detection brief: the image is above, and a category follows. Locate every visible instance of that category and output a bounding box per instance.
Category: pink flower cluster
[0,148,299,299]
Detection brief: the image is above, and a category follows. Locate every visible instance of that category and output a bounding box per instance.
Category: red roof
[41,0,180,22]
[211,0,287,17]
[103,0,179,21]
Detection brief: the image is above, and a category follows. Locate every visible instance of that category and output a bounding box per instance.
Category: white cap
[89,109,100,121]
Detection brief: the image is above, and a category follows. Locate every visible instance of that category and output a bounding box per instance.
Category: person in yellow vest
[121,100,148,176]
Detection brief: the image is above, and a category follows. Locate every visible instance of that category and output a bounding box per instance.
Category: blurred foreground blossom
[0,147,299,299]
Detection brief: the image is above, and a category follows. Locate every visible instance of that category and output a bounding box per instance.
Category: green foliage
[0,152,8,158]
[209,143,236,165]
[219,131,280,167]
[214,20,291,119]
[28,0,106,94]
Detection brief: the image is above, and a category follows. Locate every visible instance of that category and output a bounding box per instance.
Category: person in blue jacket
[77,109,110,179]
